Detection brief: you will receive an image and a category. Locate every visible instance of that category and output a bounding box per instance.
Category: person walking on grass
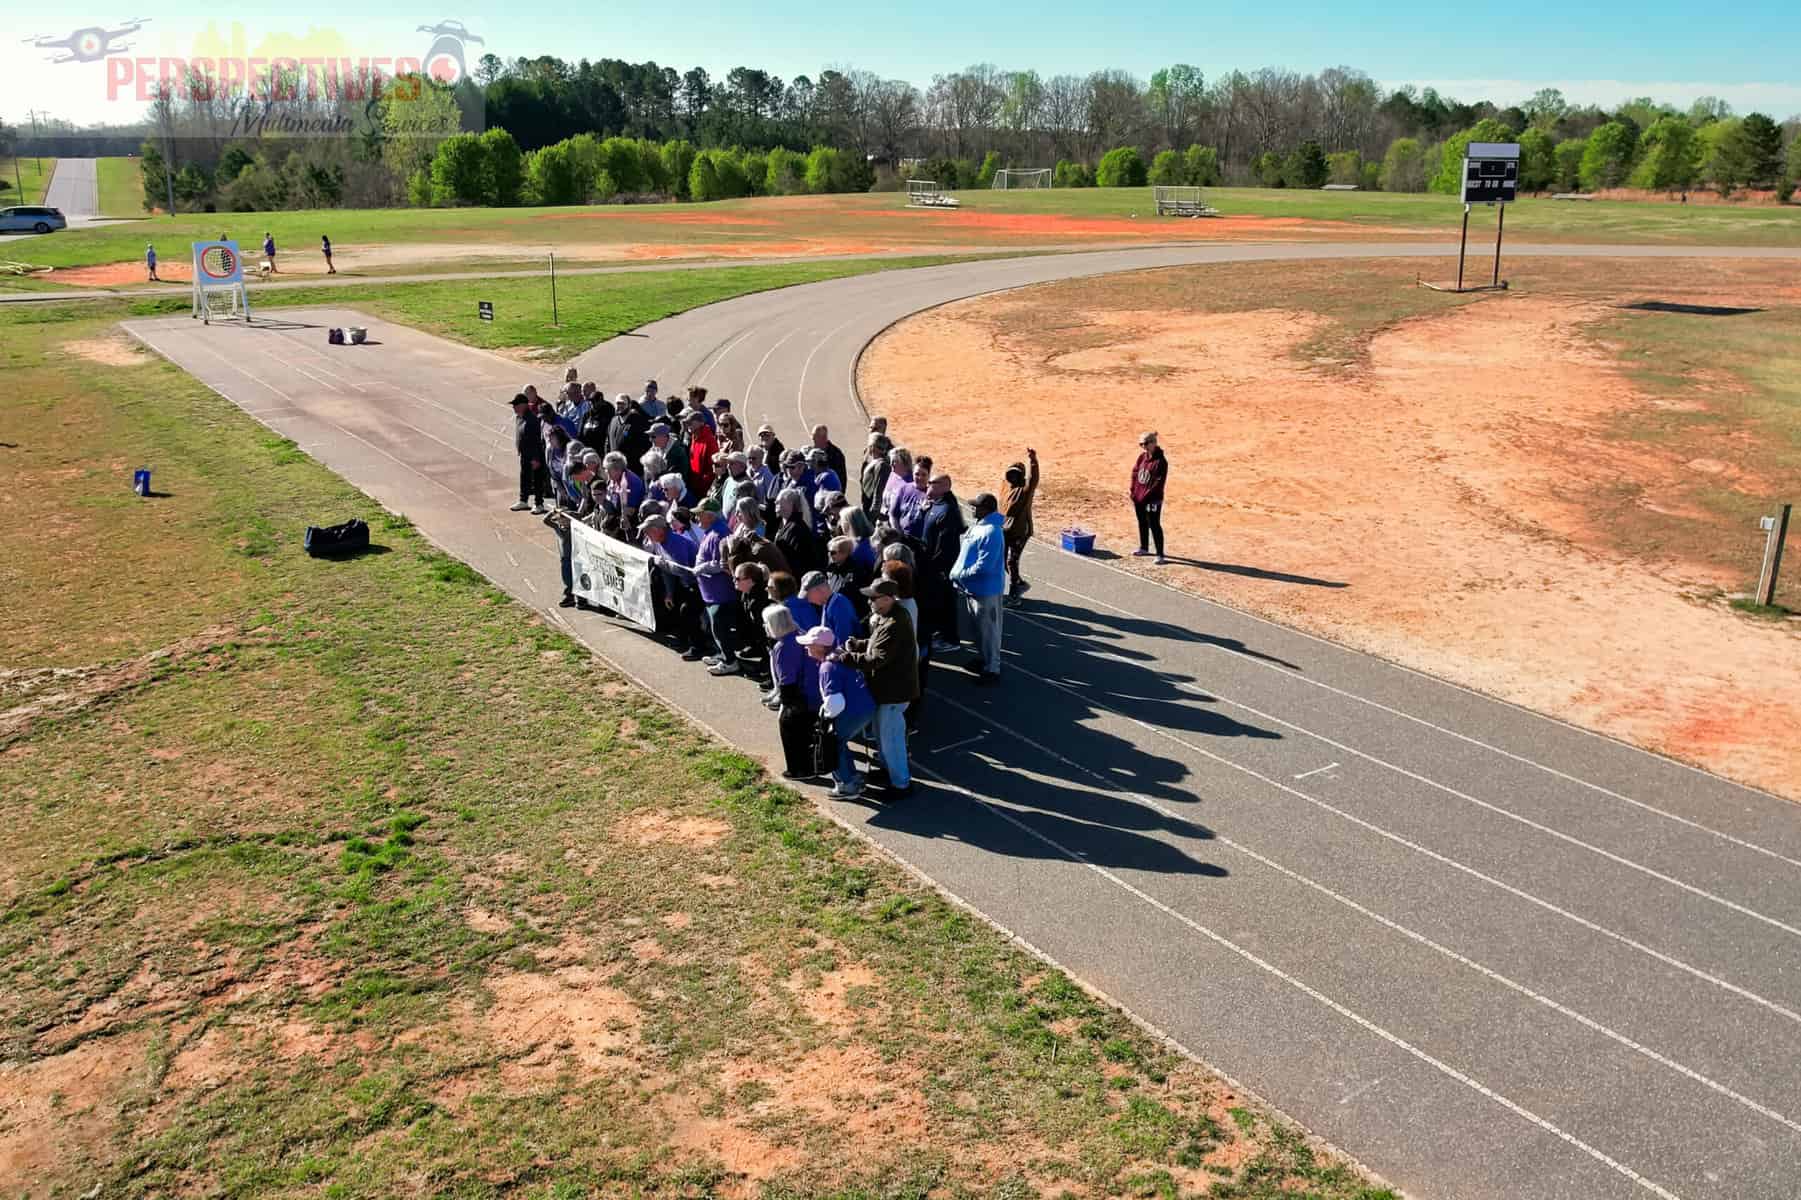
[145,243,160,282]
[509,393,547,514]
[999,448,1039,603]
[321,234,336,274]
[840,578,919,798]
[1130,431,1169,564]
[951,492,1007,685]
[263,231,277,273]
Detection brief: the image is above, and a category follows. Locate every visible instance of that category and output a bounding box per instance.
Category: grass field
[0,156,56,206]
[96,154,145,217]
[15,171,1799,277]
[77,253,992,360]
[0,281,1398,1197]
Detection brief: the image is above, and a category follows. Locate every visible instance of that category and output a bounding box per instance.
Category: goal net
[190,240,251,324]
[992,168,1052,190]
[1153,186,1219,218]
[906,179,960,208]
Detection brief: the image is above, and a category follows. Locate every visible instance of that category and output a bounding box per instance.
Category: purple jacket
[694,525,735,606]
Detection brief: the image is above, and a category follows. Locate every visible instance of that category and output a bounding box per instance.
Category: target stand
[191,241,251,324]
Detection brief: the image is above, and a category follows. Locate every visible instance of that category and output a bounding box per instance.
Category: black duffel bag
[303,518,370,557]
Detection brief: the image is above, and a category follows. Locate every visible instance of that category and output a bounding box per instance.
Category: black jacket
[820,440,848,486]
[775,515,823,578]
[514,410,543,458]
[859,458,889,516]
[607,409,650,470]
[920,493,965,575]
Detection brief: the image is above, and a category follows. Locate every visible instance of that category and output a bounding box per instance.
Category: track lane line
[932,692,1801,1138]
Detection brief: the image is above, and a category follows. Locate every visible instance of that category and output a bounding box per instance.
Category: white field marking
[699,327,758,384]
[270,331,370,392]
[933,733,987,754]
[991,644,1801,1030]
[274,335,511,449]
[935,691,1801,1137]
[796,314,861,432]
[281,358,345,395]
[742,329,800,414]
[1339,1078,1383,1106]
[909,758,1685,1200]
[504,552,519,568]
[1176,681,1801,942]
[1030,570,1801,871]
[522,577,537,593]
[1294,762,1339,781]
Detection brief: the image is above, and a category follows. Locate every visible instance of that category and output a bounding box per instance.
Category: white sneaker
[510,500,530,511]
[702,654,724,667]
[828,778,865,799]
[708,659,741,676]
[531,503,547,515]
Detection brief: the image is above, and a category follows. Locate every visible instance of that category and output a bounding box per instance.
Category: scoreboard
[1461,141,1520,205]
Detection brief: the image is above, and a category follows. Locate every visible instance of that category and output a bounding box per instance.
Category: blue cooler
[1060,527,1095,555]
[133,468,151,497]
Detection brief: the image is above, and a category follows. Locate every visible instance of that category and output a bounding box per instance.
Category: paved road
[124,245,1801,1200]
[42,157,98,216]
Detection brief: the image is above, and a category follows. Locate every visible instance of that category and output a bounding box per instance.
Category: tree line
[103,56,1801,211]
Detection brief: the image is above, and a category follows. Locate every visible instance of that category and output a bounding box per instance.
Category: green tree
[480,128,524,205]
[1783,134,1801,203]
[1627,117,1698,190]
[765,147,806,195]
[687,151,721,201]
[1325,150,1362,186]
[740,150,768,196]
[592,169,618,203]
[1285,141,1328,188]
[1693,118,1742,195]
[527,142,586,205]
[216,144,254,188]
[430,133,488,206]
[1552,137,1587,191]
[597,136,646,193]
[173,163,212,206]
[1733,113,1785,185]
[1252,151,1285,187]
[1052,159,1091,187]
[1517,127,1556,192]
[1359,160,1383,191]
[139,140,171,211]
[1379,137,1427,192]
[804,146,843,193]
[1181,144,1220,186]
[1578,121,1638,190]
[1148,149,1184,185]
[976,150,1002,188]
[709,149,748,197]
[1429,118,1515,194]
[1095,146,1146,187]
[661,139,697,199]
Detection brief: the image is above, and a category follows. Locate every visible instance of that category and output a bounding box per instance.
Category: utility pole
[27,109,42,175]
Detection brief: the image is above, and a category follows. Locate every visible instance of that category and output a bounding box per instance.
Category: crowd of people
[504,367,1169,801]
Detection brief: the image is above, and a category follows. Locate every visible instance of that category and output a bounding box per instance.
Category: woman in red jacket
[685,409,720,495]
[1129,431,1169,564]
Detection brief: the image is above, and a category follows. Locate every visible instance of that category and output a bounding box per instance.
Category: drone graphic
[20,18,149,64]
[417,20,483,84]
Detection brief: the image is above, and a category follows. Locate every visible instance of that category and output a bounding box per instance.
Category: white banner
[570,520,657,631]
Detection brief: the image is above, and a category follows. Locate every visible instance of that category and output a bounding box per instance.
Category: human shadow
[1023,597,1302,671]
[1621,301,1762,317]
[1153,556,1348,588]
[862,760,1229,880]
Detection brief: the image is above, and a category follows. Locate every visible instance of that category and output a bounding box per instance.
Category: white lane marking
[1031,564,1801,856]
[933,733,986,754]
[522,577,538,594]
[937,692,1801,1137]
[504,552,519,568]
[1031,571,1801,872]
[911,759,1685,1200]
[282,358,344,395]
[1294,762,1339,781]
[796,314,861,432]
[1339,1078,1383,1106]
[699,327,757,384]
[1184,683,1801,943]
[275,334,511,449]
[995,639,1801,1028]
[742,329,800,415]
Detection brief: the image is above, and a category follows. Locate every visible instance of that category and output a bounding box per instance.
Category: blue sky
[7,0,1800,126]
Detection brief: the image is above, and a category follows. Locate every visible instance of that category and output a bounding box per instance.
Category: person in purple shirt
[801,626,877,798]
[881,447,913,524]
[691,500,744,676]
[763,605,821,779]
[802,571,858,645]
[806,448,843,497]
[642,513,704,659]
[602,452,646,516]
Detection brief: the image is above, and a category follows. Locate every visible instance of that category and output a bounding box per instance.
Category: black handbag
[303,518,370,557]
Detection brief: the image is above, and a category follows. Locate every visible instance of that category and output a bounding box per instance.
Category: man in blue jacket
[950,492,1007,685]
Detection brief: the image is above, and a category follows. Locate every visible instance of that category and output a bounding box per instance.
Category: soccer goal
[190,240,251,324]
[992,168,1052,190]
[1153,186,1220,218]
[906,179,960,208]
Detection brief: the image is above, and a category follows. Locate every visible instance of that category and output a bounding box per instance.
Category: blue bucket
[1060,528,1096,555]
[133,468,151,497]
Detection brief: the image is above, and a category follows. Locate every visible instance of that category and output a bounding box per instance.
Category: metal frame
[905,179,960,208]
[1421,144,1518,294]
[1153,185,1219,218]
[992,168,1052,190]
[190,240,250,324]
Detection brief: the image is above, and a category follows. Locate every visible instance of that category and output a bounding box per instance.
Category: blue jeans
[705,602,740,658]
[833,708,875,786]
[875,703,910,788]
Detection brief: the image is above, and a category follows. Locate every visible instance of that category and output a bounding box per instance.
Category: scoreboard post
[1452,141,1519,292]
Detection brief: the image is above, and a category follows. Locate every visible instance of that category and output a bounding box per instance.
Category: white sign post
[1446,141,1519,293]
[569,520,658,630]
[190,240,250,324]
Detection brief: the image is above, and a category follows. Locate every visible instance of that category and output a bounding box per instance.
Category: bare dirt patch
[0,1031,151,1181]
[480,965,641,1086]
[62,335,152,367]
[619,809,732,848]
[860,258,1801,796]
[1,625,238,744]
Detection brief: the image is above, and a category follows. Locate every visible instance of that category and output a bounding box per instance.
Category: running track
[125,243,1801,1200]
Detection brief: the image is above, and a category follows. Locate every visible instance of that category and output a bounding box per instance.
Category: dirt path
[859,264,1801,798]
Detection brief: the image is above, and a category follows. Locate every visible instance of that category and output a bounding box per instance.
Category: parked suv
[0,206,68,233]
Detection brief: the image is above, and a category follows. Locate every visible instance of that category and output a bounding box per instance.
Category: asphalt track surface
[124,244,1801,1200]
[41,157,98,217]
